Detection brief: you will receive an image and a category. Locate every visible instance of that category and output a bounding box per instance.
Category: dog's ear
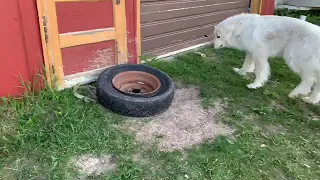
[221,25,232,36]
[213,26,217,33]
[232,22,243,38]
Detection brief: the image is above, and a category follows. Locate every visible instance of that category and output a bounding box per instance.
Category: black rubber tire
[96,64,175,117]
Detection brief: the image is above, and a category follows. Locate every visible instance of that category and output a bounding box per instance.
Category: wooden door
[36,0,130,89]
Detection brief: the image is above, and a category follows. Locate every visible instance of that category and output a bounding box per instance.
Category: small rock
[260,144,267,148]
[194,52,207,58]
[303,164,310,168]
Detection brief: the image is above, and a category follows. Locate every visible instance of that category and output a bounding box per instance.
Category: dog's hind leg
[289,72,314,98]
[234,53,255,75]
[247,54,270,89]
[303,71,320,104]
[284,44,315,99]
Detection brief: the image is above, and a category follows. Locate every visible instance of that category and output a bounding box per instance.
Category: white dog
[213,13,320,104]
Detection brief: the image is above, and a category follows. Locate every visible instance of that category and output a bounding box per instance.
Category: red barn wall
[0,0,43,97]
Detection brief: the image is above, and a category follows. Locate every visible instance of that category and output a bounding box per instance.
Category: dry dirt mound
[125,87,234,152]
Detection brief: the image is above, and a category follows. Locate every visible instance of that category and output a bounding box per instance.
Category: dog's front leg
[234,53,255,75]
[247,55,270,89]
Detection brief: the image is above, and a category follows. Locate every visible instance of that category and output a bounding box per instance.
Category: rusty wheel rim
[112,71,161,96]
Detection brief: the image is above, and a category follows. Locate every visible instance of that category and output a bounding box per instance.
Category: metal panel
[141,0,250,56]
[287,0,320,8]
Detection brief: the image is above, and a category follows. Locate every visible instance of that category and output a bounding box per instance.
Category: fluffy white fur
[213,13,320,104]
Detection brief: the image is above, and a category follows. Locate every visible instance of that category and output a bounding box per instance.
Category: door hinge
[42,16,48,44]
[116,0,120,4]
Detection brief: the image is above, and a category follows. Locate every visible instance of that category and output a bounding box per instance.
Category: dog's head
[212,25,232,49]
[213,14,248,49]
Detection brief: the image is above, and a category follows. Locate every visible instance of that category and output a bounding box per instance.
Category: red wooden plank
[61,41,116,76]
[261,0,275,15]
[56,1,114,33]
[126,0,138,64]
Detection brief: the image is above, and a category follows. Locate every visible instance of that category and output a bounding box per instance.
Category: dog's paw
[302,97,320,105]
[233,68,240,73]
[288,91,298,98]
[233,68,246,75]
[246,68,255,73]
[247,83,262,89]
[288,92,309,98]
[289,87,311,98]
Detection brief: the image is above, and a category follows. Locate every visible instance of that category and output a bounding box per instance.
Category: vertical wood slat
[113,0,128,64]
[136,0,141,62]
[36,0,52,86]
[37,0,65,88]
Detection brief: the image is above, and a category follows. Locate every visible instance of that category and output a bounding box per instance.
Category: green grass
[275,9,320,25]
[1,48,320,179]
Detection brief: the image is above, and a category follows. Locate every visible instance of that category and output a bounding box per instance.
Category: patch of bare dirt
[124,87,234,152]
[71,154,116,179]
[0,108,18,137]
[265,124,287,135]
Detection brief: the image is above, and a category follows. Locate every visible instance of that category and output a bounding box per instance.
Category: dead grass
[0,108,18,137]
[1,158,45,180]
[265,124,287,135]
[122,87,234,152]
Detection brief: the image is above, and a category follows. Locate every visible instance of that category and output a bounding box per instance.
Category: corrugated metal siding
[141,0,250,56]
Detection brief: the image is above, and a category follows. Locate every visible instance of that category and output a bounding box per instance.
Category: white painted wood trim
[158,42,211,59]
[61,66,114,90]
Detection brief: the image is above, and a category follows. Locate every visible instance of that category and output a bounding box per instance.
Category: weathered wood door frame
[36,0,128,89]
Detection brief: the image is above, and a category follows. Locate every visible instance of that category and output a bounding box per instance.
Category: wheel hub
[112,71,161,96]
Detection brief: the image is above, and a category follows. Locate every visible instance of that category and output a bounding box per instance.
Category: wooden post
[250,0,262,14]
[37,0,65,88]
[113,0,128,64]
